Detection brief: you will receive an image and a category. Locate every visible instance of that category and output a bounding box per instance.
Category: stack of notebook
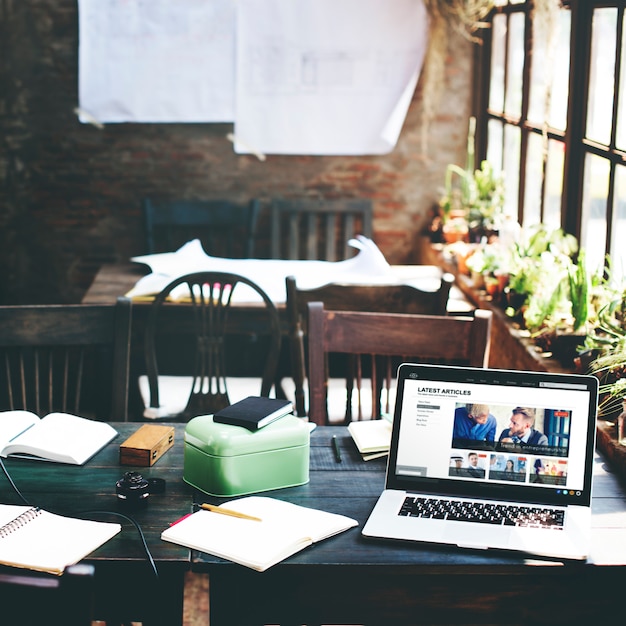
[347,419,392,461]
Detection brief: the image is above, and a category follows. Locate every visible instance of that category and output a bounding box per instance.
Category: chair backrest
[0,563,95,626]
[285,273,455,417]
[307,302,492,425]
[268,198,373,261]
[143,271,282,420]
[142,198,260,256]
[0,298,132,420]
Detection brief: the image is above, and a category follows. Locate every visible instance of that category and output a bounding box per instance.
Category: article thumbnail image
[451,402,571,457]
[448,451,487,479]
[488,453,527,482]
[529,457,568,485]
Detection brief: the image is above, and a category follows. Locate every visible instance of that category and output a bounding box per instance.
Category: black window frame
[474,0,626,270]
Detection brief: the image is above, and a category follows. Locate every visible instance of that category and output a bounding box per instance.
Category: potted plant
[437,118,505,244]
[504,225,578,333]
[584,291,626,419]
[544,249,592,366]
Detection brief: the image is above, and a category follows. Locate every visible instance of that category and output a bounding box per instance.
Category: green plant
[567,249,590,333]
[503,225,578,333]
[438,118,505,240]
[465,243,507,275]
[586,294,626,417]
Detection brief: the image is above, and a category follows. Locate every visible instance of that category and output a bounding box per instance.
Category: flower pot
[442,230,468,244]
[550,332,588,368]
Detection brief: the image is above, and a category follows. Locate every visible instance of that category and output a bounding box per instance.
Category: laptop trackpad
[445,524,511,550]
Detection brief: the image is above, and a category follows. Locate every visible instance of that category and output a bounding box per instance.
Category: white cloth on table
[126,235,395,303]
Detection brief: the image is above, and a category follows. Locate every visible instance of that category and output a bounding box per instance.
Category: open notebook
[362,363,598,561]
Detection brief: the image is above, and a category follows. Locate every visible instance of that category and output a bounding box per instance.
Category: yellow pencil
[200,503,262,522]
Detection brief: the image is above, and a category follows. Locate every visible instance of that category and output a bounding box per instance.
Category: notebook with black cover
[362,363,598,561]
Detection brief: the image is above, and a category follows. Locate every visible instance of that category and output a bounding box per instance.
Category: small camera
[115,471,150,504]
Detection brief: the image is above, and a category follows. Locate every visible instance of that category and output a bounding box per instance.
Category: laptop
[362,363,599,561]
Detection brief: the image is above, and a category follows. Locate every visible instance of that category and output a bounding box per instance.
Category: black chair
[0,298,132,421]
[0,563,95,626]
[267,198,374,261]
[142,197,260,257]
[140,271,282,420]
[285,273,454,418]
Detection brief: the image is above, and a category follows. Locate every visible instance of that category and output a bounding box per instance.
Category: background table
[82,262,474,315]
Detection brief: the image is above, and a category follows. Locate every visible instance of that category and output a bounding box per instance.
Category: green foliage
[503,225,582,333]
[585,292,626,417]
[438,117,505,237]
[567,249,589,333]
[439,160,505,233]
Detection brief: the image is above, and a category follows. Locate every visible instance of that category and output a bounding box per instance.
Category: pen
[200,503,262,522]
[332,435,342,463]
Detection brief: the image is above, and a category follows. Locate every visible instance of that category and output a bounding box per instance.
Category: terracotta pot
[550,332,587,368]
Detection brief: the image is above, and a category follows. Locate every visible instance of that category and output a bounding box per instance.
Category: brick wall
[0,1,474,304]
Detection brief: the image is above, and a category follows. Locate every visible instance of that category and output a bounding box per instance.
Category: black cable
[84,509,159,579]
[0,456,158,578]
[0,456,31,506]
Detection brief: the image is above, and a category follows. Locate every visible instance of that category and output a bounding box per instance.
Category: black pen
[332,435,342,463]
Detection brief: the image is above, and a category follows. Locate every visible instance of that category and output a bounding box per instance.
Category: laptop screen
[386,364,599,507]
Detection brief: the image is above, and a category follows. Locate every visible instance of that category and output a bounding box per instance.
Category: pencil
[200,503,262,522]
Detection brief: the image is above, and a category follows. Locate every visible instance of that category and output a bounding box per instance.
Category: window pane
[610,165,626,282]
[587,9,617,145]
[487,119,504,170]
[505,12,525,118]
[489,14,507,112]
[616,13,626,149]
[503,125,520,217]
[543,138,565,229]
[523,132,543,228]
[581,154,610,274]
[529,9,571,131]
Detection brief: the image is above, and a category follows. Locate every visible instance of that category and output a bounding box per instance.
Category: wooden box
[120,424,175,466]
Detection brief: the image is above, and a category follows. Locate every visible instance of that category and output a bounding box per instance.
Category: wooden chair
[307,302,492,425]
[142,197,260,257]
[285,273,455,417]
[0,298,132,421]
[268,198,373,261]
[140,271,282,421]
[0,563,95,626]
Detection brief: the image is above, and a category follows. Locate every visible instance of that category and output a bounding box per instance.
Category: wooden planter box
[596,420,626,484]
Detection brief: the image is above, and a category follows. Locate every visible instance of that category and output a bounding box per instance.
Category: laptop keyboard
[399,496,565,529]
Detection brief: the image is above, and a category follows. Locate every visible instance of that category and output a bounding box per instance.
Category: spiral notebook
[0,504,121,575]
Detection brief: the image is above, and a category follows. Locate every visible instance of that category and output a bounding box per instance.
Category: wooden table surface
[82,262,474,315]
[196,426,626,625]
[2,422,194,626]
[3,422,626,624]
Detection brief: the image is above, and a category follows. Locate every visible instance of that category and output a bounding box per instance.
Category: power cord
[83,509,158,578]
[0,455,31,506]
[0,456,159,578]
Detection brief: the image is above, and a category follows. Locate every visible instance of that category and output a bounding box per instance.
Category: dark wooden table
[2,422,193,626]
[4,423,626,624]
[196,427,626,625]
[81,262,474,315]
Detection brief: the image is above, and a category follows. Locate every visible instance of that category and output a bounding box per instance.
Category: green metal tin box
[183,414,310,497]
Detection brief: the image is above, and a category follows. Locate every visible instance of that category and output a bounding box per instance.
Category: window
[477,1,626,281]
